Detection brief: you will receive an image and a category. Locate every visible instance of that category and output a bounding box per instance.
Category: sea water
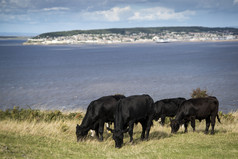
[0,40,238,112]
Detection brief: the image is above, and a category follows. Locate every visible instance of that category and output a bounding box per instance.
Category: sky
[1,0,238,35]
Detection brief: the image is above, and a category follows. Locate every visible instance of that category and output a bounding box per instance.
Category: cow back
[80,95,125,129]
[154,97,186,118]
[177,97,219,120]
[115,94,154,130]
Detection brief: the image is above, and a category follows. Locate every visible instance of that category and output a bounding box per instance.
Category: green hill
[34,26,238,39]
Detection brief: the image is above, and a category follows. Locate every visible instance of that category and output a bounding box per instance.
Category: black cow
[154,97,186,125]
[76,95,125,142]
[170,96,221,134]
[107,94,155,148]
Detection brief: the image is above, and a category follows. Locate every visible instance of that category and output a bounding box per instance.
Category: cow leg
[94,123,99,138]
[191,117,196,132]
[210,115,216,135]
[98,120,104,141]
[145,117,153,140]
[160,115,165,126]
[184,120,189,133]
[140,121,147,141]
[205,117,211,134]
[128,121,134,143]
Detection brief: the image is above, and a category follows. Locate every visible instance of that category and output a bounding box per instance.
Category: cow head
[170,119,180,133]
[76,124,88,142]
[107,127,129,148]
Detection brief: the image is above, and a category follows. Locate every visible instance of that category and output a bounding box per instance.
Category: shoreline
[22,39,238,46]
[0,37,29,40]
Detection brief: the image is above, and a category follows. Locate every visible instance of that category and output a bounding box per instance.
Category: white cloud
[82,6,131,22]
[42,7,69,12]
[234,0,238,4]
[129,7,195,21]
[81,6,195,22]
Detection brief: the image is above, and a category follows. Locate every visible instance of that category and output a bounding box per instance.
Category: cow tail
[215,98,221,123]
[217,114,221,123]
[148,96,154,127]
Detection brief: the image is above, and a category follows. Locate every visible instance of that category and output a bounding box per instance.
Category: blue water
[0,40,238,112]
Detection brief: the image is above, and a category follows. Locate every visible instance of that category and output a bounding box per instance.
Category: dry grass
[0,120,77,140]
[1,110,238,159]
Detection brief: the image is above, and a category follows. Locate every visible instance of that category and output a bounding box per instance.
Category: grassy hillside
[34,26,238,39]
[0,108,238,159]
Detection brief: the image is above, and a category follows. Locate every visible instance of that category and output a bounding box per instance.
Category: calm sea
[0,40,238,112]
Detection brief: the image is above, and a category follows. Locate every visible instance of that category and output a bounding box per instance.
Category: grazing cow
[107,94,155,148]
[170,96,221,134]
[154,97,186,125]
[76,95,125,142]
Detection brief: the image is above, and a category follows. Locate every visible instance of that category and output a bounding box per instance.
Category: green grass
[1,129,238,159]
[1,109,238,159]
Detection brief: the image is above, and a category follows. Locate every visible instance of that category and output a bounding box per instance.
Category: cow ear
[107,127,114,133]
[123,128,129,133]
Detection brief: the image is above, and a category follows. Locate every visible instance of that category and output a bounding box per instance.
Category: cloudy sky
[1,0,238,35]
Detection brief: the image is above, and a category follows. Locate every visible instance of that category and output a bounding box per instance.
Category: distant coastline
[23,26,238,45]
[23,38,238,45]
[0,36,29,40]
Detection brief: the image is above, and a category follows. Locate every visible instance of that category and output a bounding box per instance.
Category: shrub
[218,111,235,122]
[0,107,84,122]
[191,88,209,98]
[60,123,69,132]
[66,112,80,120]
[74,113,83,120]
[44,110,63,122]
[0,109,5,120]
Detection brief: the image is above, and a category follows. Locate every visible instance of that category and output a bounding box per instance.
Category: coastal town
[24,30,238,45]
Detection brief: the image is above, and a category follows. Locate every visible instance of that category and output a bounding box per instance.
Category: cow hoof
[141,136,145,141]
[204,131,209,134]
